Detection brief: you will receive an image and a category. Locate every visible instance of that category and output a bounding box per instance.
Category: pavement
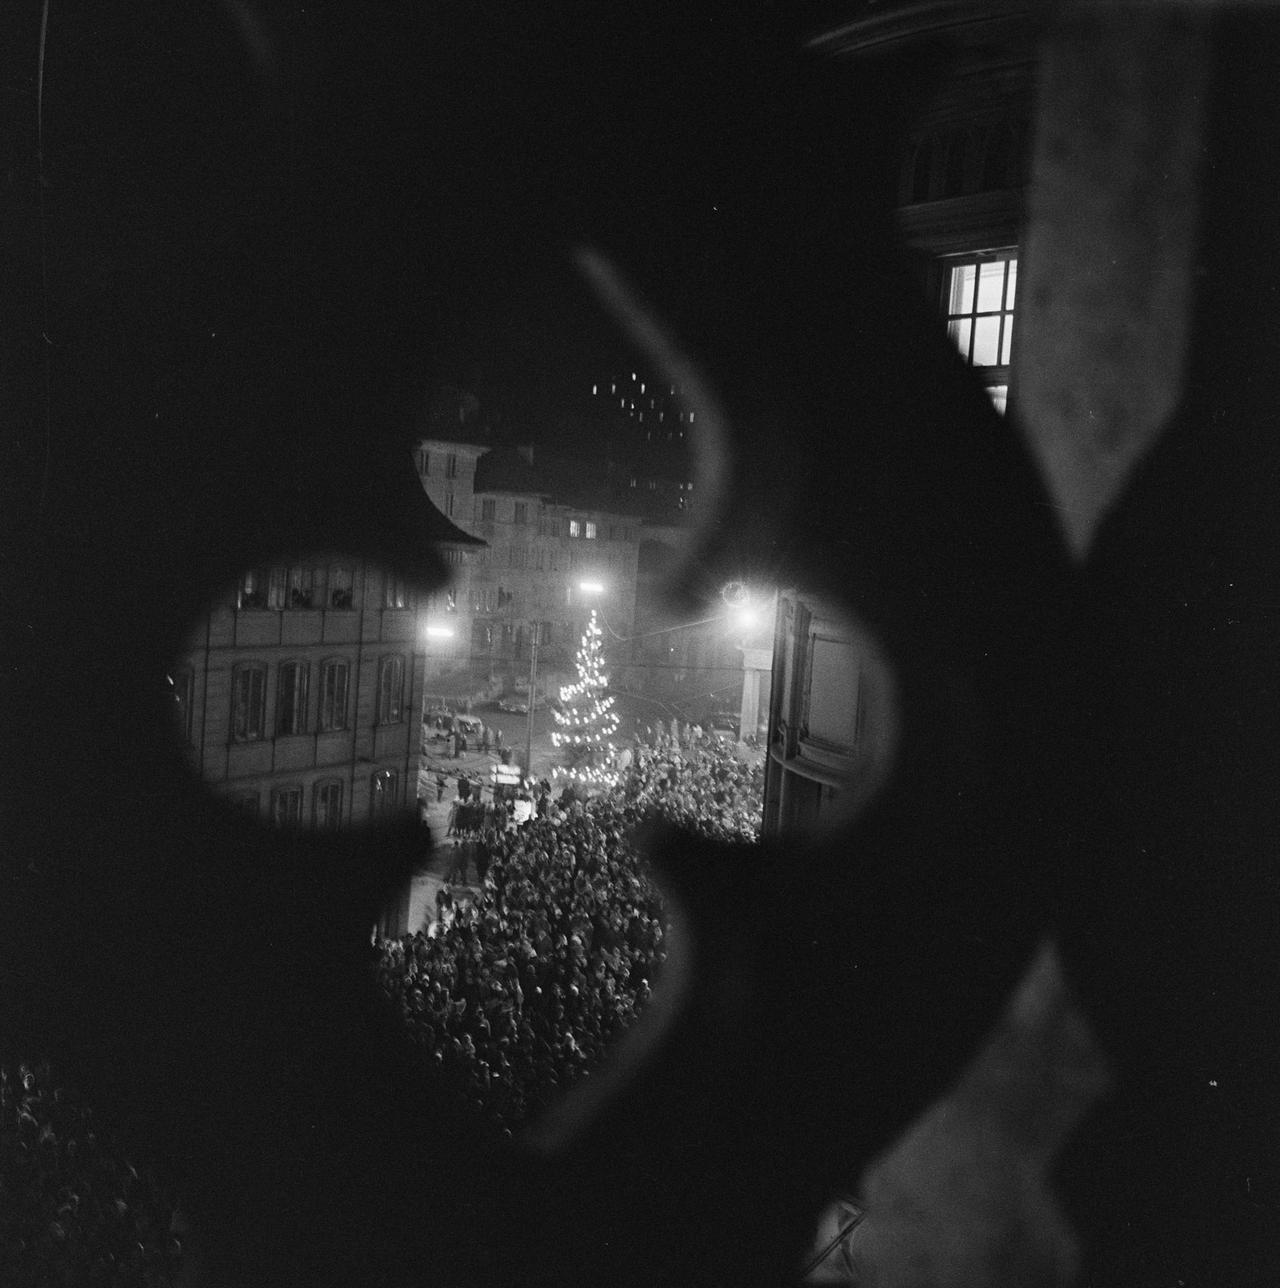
[405,722,558,934]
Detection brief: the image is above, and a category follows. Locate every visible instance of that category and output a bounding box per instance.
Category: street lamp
[418,623,455,763]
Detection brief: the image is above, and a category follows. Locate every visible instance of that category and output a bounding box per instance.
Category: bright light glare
[579,580,605,594]
[423,625,455,639]
[731,606,761,633]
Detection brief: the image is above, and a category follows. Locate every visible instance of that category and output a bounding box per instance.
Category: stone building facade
[415,437,642,689]
[174,558,432,828]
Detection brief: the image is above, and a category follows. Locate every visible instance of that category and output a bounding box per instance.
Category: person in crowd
[375,736,762,1130]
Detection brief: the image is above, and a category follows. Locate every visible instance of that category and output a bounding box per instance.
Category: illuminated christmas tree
[551,610,621,786]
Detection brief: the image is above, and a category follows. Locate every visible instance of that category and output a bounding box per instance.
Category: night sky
[7,1,900,459]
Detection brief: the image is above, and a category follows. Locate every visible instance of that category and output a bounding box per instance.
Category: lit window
[276,661,309,736]
[313,780,343,830]
[446,589,457,613]
[376,655,405,724]
[270,785,304,828]
[318,659,349,731]
[689,412,695,424]
[631,371,636,380]
[592,384,598,395]
[230,664,267,742]
[267,567,287,610]
[585,522,597,539]
[943,253,1017,414]
[237,569,267,609]
[640,382,645,394]
[287,566,315,609]
[569,519,581,538]
[329,565,354,609]
[383,573,406,610]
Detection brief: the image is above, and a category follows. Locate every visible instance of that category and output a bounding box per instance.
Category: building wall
[175,558,426,827]
[761,589,886,836]
[415,439,642,684]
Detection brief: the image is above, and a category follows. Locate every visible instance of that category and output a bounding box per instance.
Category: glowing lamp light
[423,624,455,640]
[730,605,761,633]
[579,580,605,594]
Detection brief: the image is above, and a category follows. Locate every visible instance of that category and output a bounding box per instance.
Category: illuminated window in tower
[943,252,1017,415]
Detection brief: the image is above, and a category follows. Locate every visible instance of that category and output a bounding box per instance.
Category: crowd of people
[621,725,764,843]
[0,1058,184,1287]
[375,731,764,1130]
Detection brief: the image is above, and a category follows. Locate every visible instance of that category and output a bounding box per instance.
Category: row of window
[227,654,408,743]
[416,449,460,480]
[237,564,410,612]
[904,121,1023,205]
[233,768,401,829]
[472,620,553,650]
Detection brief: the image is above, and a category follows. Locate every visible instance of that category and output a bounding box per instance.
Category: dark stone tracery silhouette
[4,3,1279,1285]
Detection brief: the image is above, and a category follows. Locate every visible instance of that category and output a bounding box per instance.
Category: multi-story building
[174,557,437,829]
[763,4,1033,834]
[415,438,642,687]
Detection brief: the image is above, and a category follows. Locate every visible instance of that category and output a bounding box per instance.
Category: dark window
[943,130,970,197]
[313,779,343,830]
[370,769,399,820]
[481,498,496,521]
[417,447,430,476]
[231,665,267,742]
[169,669,194,743]
[538,620,552,646]
[910,137,935,202]
[445,493,455,517]
[270,785,303,828]
[513,502,527,524]
[329,565,354,609]
[233,792,259,817]
[318,659,349,731]
[276,661,309,736]
[377,655,405,724]
[287,565,315,609]
[445,454,458,479]
[981,122,1017,192]
[267,567,287,610]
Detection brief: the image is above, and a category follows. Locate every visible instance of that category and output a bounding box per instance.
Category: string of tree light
[551,611,621,787]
